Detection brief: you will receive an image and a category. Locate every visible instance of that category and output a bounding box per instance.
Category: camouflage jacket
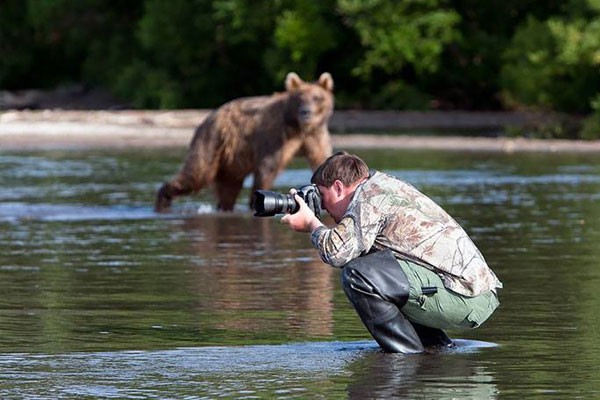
[311,171,502,297]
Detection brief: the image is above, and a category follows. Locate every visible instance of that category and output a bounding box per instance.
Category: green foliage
[2,0,600,140]
[368,80,432,110]
[125,0,217,107]
[21,0,144,88]
[337,0,460,78]
[0,1,34,88]
[118,0,342,108]
[270,1,339,80]
[581,94,600,139]
[500,2,600,114]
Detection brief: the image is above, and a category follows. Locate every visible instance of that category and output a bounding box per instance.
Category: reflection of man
[282,151,502,353]
[346,349,499,398]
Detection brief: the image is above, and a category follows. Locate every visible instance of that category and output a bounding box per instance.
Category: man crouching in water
[281,151,502,353]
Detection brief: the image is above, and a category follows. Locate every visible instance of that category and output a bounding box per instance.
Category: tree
[500,15,600,113]
[335,0,460,109]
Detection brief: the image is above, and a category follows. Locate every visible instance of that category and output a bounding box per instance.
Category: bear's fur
[155,72,334,212]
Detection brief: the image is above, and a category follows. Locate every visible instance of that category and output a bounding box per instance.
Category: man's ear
[333,180,345,196]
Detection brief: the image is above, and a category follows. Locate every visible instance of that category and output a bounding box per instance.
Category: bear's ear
[318,72,334,92]
[285,72,303,91]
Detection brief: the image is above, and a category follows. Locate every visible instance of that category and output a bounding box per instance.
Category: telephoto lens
[252,190,298,217]
[252,184,321,217]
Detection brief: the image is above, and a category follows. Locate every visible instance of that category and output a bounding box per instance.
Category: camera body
[252,184,322,217]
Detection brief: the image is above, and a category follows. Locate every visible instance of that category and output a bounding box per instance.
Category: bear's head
[284,72,334,130]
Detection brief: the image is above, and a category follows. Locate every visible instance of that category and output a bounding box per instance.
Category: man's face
[317,182,349,223]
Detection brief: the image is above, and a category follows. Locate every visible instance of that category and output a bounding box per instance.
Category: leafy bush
[337,0,460,78]
[581,94,600,139]
[500,14,600,114]
[2,0,600,137]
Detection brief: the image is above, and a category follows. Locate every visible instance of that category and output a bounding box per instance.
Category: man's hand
[281,194,324,233]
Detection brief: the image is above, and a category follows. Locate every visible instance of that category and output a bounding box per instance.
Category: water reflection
[176,215,335,339]
[2,148,600,398]
[346,340,498,399]
[0,202,154,223]
[0,340,497,399]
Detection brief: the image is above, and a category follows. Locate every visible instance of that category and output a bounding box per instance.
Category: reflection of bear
[155,72,334,212]
[178,215,335,337]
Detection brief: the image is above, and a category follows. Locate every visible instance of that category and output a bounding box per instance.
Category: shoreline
[2,109,600,152]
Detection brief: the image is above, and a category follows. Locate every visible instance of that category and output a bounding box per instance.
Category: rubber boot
[342,250,425,353]
[411,321,453,348]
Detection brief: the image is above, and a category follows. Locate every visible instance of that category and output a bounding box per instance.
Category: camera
[252,184,322,217]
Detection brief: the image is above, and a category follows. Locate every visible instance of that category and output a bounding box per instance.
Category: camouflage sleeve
[310,218,364,267]
[310,193,383,267]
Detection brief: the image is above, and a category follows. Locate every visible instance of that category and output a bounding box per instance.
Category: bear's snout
[298,105,313,123]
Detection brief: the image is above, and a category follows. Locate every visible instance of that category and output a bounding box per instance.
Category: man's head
[311,151,370,222]
[311,151,369,187]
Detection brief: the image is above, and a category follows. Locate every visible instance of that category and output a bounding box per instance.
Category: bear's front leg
[301,129,332,170]
[215,177,245,211]
[154,173,199,212]
[249,163,282,209]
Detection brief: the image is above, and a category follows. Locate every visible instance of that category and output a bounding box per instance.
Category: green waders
[341,250,499,354]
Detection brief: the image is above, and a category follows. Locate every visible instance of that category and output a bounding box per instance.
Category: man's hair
[311,151,370,187]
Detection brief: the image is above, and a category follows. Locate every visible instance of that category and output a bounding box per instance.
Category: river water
[1,146,600,398]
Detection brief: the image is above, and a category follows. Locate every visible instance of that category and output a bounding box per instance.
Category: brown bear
[155,72,334,212]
